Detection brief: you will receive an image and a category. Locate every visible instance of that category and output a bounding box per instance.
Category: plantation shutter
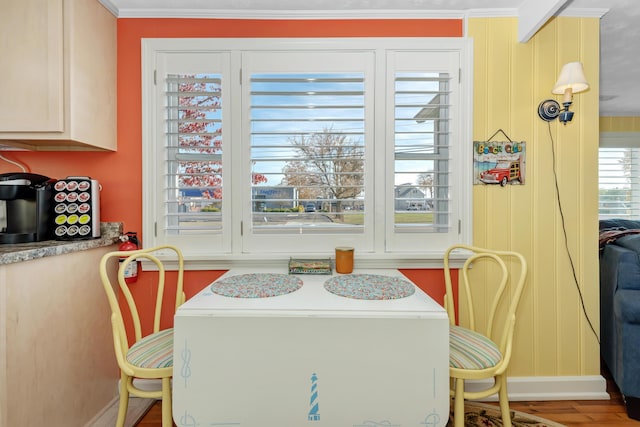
[599,145,640,218]
[239,50,377,254]
[143,39,472,259]
[165,73,224,235]
[249,72,366,233]
[394,72,451,232]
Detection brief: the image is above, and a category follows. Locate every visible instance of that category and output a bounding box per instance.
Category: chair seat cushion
[126,328,174,369]
[450,325,502,370]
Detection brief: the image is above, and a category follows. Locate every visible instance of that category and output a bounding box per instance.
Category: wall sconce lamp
[538,62,589,124]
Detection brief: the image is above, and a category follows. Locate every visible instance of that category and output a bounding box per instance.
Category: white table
[173,268,449,427]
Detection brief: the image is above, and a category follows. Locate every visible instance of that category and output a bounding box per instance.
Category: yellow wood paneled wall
[468,17,600,377]
[601,116,640,132]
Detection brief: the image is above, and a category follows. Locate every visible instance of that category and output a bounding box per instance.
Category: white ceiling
[101,0,640,117]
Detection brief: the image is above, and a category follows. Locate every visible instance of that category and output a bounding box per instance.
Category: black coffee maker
[0,173,56,244]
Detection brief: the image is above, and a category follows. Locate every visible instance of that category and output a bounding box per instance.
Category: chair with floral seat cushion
[443,244,528,427]
[99,245,185,427]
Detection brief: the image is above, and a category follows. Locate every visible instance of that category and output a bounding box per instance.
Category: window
[241,50,375,254]
[165,72,223,234]
[250,71,365,232]
[599,132,640,219]
[142,38,472,266]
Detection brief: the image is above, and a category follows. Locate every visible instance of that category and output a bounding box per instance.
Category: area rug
[447,401,566,427]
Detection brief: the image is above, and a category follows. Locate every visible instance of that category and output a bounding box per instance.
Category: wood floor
[134,366,640,426]
[508,369,639,426]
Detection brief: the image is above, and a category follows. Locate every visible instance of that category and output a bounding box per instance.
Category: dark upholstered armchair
[600,218,640,420]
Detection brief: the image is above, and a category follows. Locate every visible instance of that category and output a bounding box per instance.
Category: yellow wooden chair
[99,245,185,427]
[443,244,528,427]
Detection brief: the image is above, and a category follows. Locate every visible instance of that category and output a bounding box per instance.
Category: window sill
[143,252,468,271]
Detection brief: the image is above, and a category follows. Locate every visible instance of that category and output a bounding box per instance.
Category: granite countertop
[0,222,123,265]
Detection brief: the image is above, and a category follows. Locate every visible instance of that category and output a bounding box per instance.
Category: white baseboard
[84,379,163,427]
[85,396,156,427]
[84,396,119,427]
[464,375,610,401]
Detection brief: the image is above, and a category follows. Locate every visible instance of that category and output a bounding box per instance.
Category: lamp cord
[546,122,600,345]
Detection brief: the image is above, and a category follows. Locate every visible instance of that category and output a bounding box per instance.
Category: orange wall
[0,18,462,333]
[400,268,458,309]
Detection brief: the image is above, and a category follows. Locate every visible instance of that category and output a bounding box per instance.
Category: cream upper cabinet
[0,0,116,151]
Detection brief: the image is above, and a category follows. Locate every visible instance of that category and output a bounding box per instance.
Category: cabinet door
[0,0,64,132]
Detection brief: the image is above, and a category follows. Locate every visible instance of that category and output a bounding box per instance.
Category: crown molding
[98,0,118,17]
[98,1,606,20]
[110,8,468,19]
[558,7,609,18]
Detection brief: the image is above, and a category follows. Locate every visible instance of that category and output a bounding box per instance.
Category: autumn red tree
[176,76,266,200]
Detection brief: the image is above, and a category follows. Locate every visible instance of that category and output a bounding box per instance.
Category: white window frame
[599,132,640,220]
[142,38,473,268]
[239,50,376,254]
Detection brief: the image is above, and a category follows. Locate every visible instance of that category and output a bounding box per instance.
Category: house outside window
[142,38,472,266]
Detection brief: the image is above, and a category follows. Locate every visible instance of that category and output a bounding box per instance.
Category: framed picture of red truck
[473,140,526,186]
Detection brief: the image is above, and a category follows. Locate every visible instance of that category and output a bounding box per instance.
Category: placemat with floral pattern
[210,273,303,298]
[323,274,415,300]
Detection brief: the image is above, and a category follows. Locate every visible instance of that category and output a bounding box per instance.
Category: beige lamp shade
[537,62,589,123]
[552,61,589,95]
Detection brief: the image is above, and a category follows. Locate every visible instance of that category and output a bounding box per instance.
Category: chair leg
[453,378,465,427]
[497,374,512,427]
[161,377,173,427]
[116,372,130,427]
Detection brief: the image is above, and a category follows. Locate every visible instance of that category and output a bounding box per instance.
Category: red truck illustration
[480,160,521,186]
